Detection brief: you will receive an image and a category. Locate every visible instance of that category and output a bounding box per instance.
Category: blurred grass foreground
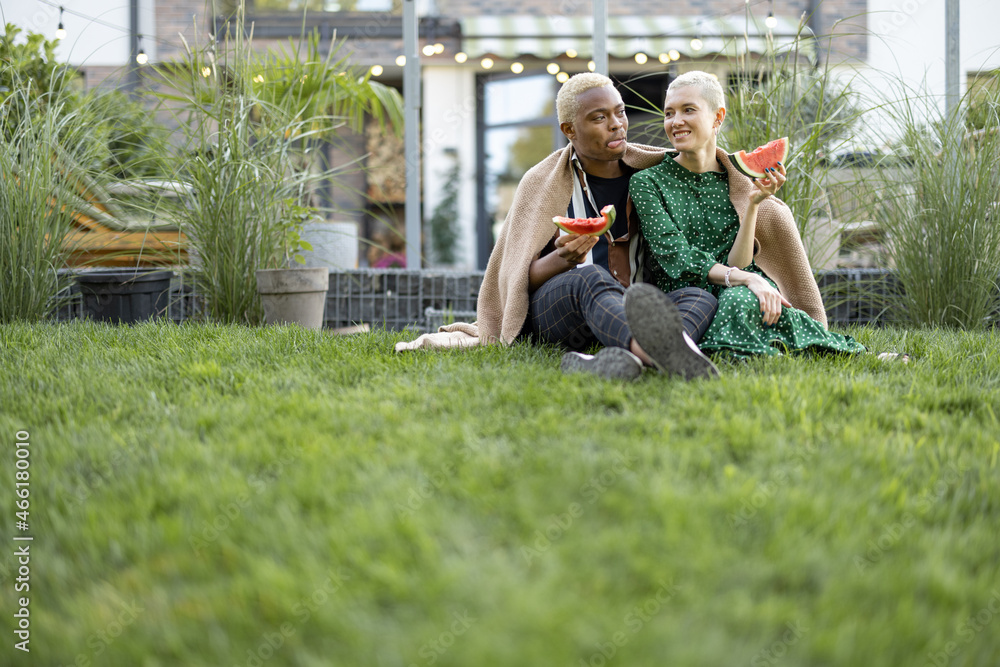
[1,322,999,666]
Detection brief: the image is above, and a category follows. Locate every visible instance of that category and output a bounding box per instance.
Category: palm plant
[152,2,402,324]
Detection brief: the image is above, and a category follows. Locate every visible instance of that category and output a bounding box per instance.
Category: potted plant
[153,3,402,327]
[254,201,330,330]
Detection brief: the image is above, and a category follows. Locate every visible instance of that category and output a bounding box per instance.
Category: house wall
[864,0,1000,99]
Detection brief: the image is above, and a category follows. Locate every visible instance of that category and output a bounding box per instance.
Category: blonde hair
[666,71,725,112]
[556,73,615,124]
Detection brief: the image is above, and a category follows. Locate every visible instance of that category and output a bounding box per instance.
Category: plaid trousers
[525,265,717,352]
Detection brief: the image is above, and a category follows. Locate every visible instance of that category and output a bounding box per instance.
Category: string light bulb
[56,6,66,40]
[565,49,578,58]
[766,0,778,28]
[658,53,670,64]
[556,72,569,83]
[690,37,703,51]
[433,43,444,54]
[634,53,648,64]
[481,57,494,69]
[422,44,435,56]
[370,65,383,76]
[669,49,681,61]
[510,62,524,74]
[587,60,596,71]
[546,62,560,75]
[395,55,406,66]
[135,34,147,64]
[454,52,468,63]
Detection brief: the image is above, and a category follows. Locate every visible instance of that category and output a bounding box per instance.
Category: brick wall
[155,0,211,62]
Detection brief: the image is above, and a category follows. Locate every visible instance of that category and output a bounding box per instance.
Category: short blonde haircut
[666,71,725,112]
[556,73,615,124]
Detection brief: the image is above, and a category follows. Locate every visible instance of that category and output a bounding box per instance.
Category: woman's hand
[745,274,792,326]
[554,233,599,265]
[749,163,786,205]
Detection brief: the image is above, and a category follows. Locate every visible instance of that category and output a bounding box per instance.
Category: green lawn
[2,321,999,666]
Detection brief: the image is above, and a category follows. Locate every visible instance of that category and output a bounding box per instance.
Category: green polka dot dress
[630,158,865,360]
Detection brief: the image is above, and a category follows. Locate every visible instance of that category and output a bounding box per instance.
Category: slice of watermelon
[553,204,616,236]
[730,137,789,179]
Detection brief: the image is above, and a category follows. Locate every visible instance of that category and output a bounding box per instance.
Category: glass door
[476,73,562,268]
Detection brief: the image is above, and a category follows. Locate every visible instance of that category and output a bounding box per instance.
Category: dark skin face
[559,85,628,179]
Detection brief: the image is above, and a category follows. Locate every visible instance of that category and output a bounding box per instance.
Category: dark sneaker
[624,283,720,380]
[561,347,644,381]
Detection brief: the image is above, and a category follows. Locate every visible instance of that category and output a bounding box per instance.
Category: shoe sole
[624,283,719,380]
[561,348,643,381]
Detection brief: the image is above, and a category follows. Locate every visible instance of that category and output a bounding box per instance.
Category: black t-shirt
[572,162,635,272]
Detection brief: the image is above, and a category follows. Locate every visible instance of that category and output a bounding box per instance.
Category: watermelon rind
[730,137,789,179]
[552,204,616,236]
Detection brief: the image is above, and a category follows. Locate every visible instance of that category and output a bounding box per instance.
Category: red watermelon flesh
[553,204,616,236]
[730,137,789,179]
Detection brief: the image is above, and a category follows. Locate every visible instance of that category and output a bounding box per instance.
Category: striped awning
[459,14,814,61]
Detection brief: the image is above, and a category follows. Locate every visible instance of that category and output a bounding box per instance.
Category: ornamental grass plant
[0,88,97,323]
[720,34,863,270]
[858,80,1000,329]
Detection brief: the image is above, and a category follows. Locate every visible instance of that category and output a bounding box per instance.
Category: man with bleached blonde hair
[476,73,719,381]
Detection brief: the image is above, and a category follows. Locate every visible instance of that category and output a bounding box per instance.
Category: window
[476,73,560,268]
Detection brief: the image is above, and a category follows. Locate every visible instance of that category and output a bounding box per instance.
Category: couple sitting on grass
[475,70,868,381]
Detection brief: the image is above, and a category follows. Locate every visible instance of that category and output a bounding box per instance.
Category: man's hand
[528,233,600,292]
[554,233,599,265]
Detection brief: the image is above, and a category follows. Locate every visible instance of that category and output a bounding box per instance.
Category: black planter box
[76,270,174,324]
